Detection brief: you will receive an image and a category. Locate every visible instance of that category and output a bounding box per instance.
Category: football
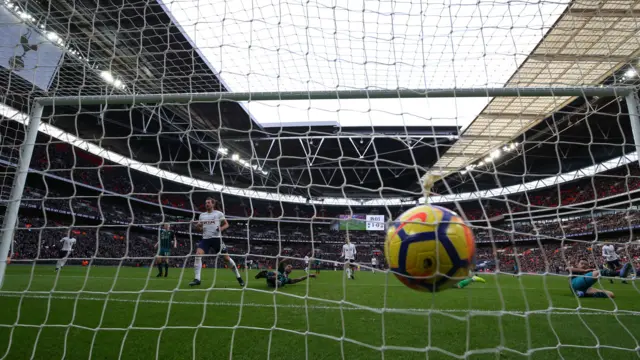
[384,205,476,292]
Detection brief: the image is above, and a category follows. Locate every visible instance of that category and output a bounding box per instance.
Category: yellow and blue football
[384,205,476,292]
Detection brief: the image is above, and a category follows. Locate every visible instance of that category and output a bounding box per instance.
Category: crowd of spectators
[2,137,640,274]
[9,214,384,270]
[15,141,640,220]
[458,166,640,220]
[475,239,640,274]
[9,211,640,274]
[8,178,640,246]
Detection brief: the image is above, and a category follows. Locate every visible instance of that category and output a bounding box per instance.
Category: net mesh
[1,0,640,359]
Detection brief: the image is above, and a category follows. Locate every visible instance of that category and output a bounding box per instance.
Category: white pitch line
[1,274,581,290]
[0,293,638,317]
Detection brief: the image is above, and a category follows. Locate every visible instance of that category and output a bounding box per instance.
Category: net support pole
[625,92,640,164]
[0,102,44,288]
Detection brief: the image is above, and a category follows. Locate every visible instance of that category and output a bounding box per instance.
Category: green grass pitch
[1,265,639,360]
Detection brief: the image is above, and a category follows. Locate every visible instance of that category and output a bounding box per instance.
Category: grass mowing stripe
[2,273,613,291]
[1,292,638,316]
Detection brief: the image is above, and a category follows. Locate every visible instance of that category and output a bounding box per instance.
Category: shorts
[58,250,70,259]
[197,237,227,254]
[607,259,621,269]
[158,248,171,257]
[570,272,597,293]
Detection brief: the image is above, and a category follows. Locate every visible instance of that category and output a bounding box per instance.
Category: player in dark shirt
[154,223,176,277]
[255,261,315,287]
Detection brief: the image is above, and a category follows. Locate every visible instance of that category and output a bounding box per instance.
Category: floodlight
[100,70,114,83]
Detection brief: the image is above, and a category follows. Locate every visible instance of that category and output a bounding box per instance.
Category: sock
[457,278,474,288]
[346,267,351,278]
[157,263,163,274]
[227,257,241,278]
[164,263,169,275]
[194,257,202,281]
[56,260,63,269]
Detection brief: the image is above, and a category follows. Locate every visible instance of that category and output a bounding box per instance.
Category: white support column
[625,92,640,161]
[0,102,44,288]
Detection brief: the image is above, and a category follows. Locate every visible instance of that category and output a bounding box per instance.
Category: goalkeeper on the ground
[567,260,620,298]
[255,262,315,288]
[455,274,486,288]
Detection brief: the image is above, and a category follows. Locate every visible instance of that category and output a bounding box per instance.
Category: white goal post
[0,85,638,286]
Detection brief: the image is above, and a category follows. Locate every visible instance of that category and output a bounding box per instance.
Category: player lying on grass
[455,275,485,288]
[154,223,176,277]
[255,262,315,288]
[567,260,615,298]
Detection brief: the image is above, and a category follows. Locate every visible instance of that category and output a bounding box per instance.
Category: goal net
[1,0,640,359]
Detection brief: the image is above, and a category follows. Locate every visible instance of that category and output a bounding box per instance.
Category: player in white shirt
[189,197,244,287]
[303,255,310,273]
[371,257,377,273]
[601,244,632,284]
[602,244,620,268]
[341,238,357,280]
[56,232,76,271]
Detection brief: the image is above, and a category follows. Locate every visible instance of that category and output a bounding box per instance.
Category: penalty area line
[0,293,637,317]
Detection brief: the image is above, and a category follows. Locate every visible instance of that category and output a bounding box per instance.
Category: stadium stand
[4,142,640,276]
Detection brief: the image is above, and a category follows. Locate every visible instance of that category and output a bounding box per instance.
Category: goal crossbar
[34,87,634,106]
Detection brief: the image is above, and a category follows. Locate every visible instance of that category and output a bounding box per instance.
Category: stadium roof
[160,0,568,128]
[430,0,640,177]
[2,0,640,204]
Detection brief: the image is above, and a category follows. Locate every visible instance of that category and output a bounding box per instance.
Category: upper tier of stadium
[3,137,640,233]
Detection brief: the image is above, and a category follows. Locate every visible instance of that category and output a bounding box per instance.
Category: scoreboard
[365,215,385,231]
[333,214,386,231]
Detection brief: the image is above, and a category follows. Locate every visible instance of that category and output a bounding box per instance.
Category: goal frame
[1,86,638,287]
